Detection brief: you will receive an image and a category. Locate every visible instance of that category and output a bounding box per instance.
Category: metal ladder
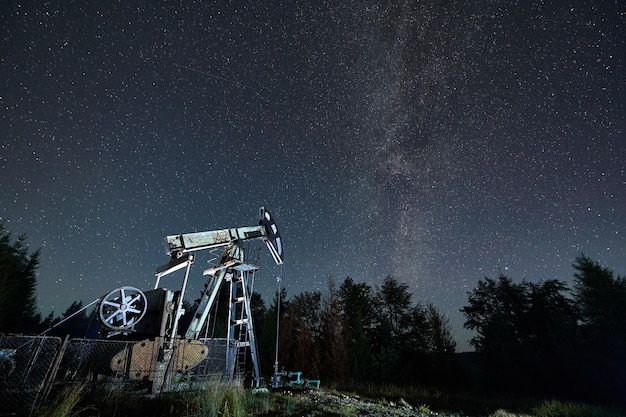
[227,264,262,385]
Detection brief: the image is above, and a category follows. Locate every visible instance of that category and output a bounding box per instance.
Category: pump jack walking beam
[157,208,283,374]
[163,207,283,265]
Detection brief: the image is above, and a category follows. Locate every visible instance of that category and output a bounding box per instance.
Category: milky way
[1,1,624,349]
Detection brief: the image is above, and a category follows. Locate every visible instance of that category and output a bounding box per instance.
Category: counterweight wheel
[99,286,148,330]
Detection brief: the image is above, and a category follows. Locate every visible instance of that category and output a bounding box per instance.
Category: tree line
[461,255,626,404]
[252,275,457,387]
[2,223,625,405]
[249,255,626,406]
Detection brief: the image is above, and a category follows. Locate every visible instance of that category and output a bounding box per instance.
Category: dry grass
[531,399,625,417]
[32,382,626,417]
[33,383,92,417]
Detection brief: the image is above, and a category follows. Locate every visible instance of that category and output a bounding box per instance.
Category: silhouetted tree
[0,223,41,333]
[461,274,581,397]
[372,276,421,382]
[377,275,413,339]
[319,277,345,381]
[574,254,626,352]
[250,291,266,338]
[421,303,461,388]
[338,277,375,382]
[283,291,321,376]
[573,254,626,403]
[462,274,528,355]
[402,303,428,353]
[462,275,529,391]
[425,303,456,354]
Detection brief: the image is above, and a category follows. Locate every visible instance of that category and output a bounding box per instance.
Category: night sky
[1,1,624,350]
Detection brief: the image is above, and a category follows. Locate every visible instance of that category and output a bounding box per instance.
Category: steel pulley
[98,286,148,330]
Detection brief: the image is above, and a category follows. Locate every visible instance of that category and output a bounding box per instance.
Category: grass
[32,381,626,417]
[531,399,625,417]
[84,382,293,417]
[481,399,626,417]
[247,389,273,415]
[488,410,533,417]
[160,381,250,417]
[33,383,92,417]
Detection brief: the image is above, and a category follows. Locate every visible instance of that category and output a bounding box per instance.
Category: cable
[39,297,101,336]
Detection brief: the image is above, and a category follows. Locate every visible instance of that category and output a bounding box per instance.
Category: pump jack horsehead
[97,207,283,392]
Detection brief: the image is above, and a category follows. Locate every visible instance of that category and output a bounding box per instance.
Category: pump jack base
[110,338,209,380]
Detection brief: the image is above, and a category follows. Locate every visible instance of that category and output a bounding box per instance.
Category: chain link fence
[0,334,62,415]
[0,334,235,415]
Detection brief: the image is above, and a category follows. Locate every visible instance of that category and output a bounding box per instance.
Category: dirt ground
[295,388,439,416]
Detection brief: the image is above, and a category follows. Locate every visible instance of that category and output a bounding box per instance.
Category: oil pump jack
[96,207,283,392]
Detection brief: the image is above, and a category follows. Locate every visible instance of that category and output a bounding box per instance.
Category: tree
[376,275,413,339]
[283,290,321,376]
[318,277,345,381]
[461,274,580,396]
[421,303,461,388]
[0,223,41,333]
[425,303,456,354]
[373,276,423,381]
[461,274,528,353]
[250,291,267,339]
[573,254,626,351]
[338,277,375,381]
[573,255,626,402]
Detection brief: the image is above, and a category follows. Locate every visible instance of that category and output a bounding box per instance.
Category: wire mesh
[58,337,234,385]
[0,334,62,415]
[0,335,236,415]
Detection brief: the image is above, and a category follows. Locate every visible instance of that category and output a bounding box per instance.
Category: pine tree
[285,290,321,376]
[573,255,626,402]
[338,277,375,381]
[372,275,414,381]
[319,277,345,381]
[0,223,41,333]
[574,254,626,351]
[425,303,456,353]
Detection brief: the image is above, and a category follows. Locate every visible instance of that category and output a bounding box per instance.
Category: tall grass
[36,381,290,417]
[532,399,625,417]
[38,381,626,417]
[164,381,249,417]
[33,383,90,417]
[247,389,273,415]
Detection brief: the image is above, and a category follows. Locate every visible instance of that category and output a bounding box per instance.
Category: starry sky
[1,1,624,351]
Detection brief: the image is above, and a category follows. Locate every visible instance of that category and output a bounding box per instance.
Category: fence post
[35,335,70,407]
[20,336,45,385]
